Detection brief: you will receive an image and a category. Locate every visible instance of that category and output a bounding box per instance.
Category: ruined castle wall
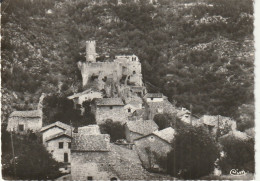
[78,62,123,87]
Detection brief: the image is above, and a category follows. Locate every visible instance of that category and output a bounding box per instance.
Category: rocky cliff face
[1,0,254,122]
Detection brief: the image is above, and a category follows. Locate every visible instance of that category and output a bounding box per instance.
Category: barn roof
[126,120,158,135]
[96,98,124,106]
[71,133,110,151]
[41,121,71,132]
[9,110,42,118]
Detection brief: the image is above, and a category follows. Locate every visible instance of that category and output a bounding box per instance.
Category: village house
[144,93,164,103]
[40,121,72,143]
[124,97,143,116]
[71,125,170,180]
[144,94,177,120]
[67,89,103,106]
[124,119,158,142]
[131,108,149,120]
[7,110,43,134]
[92,98,127,124]
[198,115,237,135]
[44,131,72,163]
[176,107,199,125]
[134,127,175,171]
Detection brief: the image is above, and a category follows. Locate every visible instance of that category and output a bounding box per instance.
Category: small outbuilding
[7,110,43,134]
[124,119,158,142]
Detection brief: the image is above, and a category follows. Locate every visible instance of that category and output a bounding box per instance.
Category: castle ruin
[78,41,143,91]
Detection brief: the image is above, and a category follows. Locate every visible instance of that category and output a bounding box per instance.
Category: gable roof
[9,110,42,118]
[45,131,72,142]
[41,121,71,132]
[72,133,110,151]
[126,120,158,135]
[96,98,124,106]
[153,127,175,143]
[145,93,163,98]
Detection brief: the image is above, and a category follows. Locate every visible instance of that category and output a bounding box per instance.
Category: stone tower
[86,40,96,62]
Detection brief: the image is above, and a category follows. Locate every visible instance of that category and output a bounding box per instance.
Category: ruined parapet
[86,40,97,62]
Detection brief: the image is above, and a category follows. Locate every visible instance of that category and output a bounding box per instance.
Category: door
[64,153,68,163]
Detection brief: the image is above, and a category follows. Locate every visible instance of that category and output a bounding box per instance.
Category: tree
[43,95,96,127]
[99,120,126,142]
[219,136,254,174]
[166,125,219,179]
[154,113,186,130]
[2,130,62,180]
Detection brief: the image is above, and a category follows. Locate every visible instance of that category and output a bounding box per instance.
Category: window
[64,153,68,163]
[111,177,117,181]
[18,124,24,131]
[59,142,64,149]
[87,176,93,181]
[110,106,113,109]
[68,142,71,149]
[128,108,131,113]
[151,98,154,101]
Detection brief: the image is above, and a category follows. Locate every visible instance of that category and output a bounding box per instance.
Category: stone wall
[71,151,118,180]
[95,106,127,124]
[46,137,71,163]
[7,117,42,133]
[78,62,122,87]
[134,135,172,169]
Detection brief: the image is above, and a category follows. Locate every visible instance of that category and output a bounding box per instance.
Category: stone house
[44,132,72,163]
[93,98,127,124]
[124,119,158,142]
[145,96,177,120]
[198,115,237,136]
[144,93,164,103]
[40,121,72,143]
[176,107,199,125]
[134,127,175,170]
[71,125,169,180]
[7,110,43,134]
[67,89,103,106]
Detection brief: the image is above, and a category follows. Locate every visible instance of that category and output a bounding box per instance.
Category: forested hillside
[1,0,254,122]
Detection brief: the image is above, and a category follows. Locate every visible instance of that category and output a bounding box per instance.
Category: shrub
[2,129,62,180]
[166,125,219,179]
[99,120,126,142]
[219,136,254,174]
[154,113,186,130]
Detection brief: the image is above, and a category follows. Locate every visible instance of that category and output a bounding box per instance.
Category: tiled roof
[153,127,175,143]
[126,120,158,135]
[41,121,71,132]
[9,110,42,118]
[71,133,110,151]
[77,125,101,135]
[45,131,72,142]
[96,98,124,106]
[145,93,163,98]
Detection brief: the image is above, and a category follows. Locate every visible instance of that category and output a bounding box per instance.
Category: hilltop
[1,0,254,122]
